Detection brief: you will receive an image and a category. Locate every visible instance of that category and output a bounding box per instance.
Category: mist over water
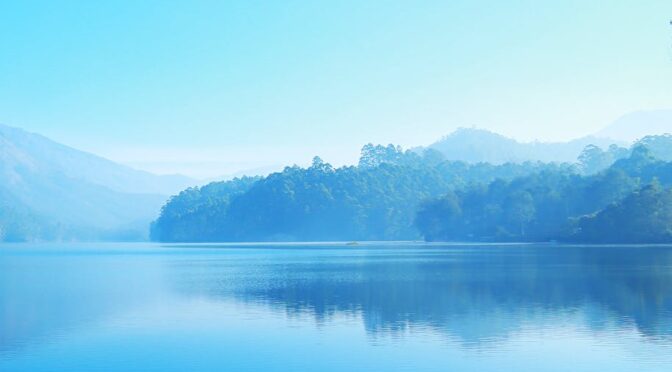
[2,243,671,371]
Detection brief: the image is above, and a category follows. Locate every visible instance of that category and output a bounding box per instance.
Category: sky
[1,0,671,178]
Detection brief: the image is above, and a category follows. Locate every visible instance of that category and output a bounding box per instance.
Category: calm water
[1,243,672,371]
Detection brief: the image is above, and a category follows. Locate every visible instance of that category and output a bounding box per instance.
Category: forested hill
[416,144,672,243]
[151,146,571,242]
[153,134,672,243]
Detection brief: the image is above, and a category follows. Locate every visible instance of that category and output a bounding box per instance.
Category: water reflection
[168,244,672,343]
[2,243,672,366]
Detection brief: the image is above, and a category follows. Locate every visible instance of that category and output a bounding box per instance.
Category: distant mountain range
[0,125,194,195]
[427,110,670,164]
[426,128,620,164]
[0,124,197,241]
[596,110,672,142]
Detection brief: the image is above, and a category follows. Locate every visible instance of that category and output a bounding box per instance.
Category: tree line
[151,146,568,242]
[151,134,672,243]
[417,142,672,243]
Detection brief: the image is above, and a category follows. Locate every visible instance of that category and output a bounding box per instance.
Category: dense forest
[417,141,672,243]
[152,134,672,243]
[150,135,669,243]
[418,148,661,241]
[151,146,570,242]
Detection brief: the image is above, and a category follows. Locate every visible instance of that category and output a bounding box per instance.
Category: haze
[1,0,671,177]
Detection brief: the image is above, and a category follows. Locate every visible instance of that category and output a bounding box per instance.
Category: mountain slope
[428,128,619,164]
[0,124,194,195]
[0,124,194,241]
[597,110,672,143]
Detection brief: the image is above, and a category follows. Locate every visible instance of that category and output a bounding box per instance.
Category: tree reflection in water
[170,244,672,344]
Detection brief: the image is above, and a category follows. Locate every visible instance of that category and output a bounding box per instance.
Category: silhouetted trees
[577,181,672,243]
[416,149,672,243]
[578,144,629,174]
[152,137,672,244]
[151,146,566,242]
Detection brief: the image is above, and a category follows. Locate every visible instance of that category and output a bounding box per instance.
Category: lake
[1,243,672,371]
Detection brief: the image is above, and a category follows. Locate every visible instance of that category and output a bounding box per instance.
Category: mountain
[428,128,620,164]
[596,110,672,143]
[0,124,197,241]
[0,125,194,195]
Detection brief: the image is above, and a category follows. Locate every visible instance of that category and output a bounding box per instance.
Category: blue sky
[1,1,671,177]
